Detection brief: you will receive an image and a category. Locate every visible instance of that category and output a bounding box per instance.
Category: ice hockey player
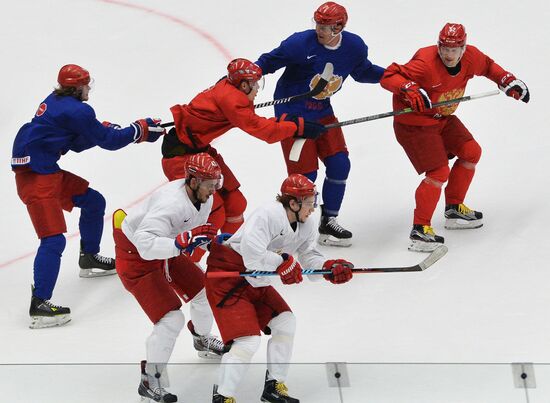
[256,2,385,247]
[113,153,228,403]
[380,23,529,252]
[206,174,354,403]
[11,64,165,329]
[161,58,327,253]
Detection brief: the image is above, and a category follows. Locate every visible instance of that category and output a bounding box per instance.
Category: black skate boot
[188,321,228,359]
[138,360,177,403]
[409,224,444,253]
[318,206,352,247]
[212,384,236,403]
[78,241,116,278]
[29,288,71,329]
[260,370,299,403]
[444,203,483,229]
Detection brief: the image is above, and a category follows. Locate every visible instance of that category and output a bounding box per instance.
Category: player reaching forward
[256,1,384,247]
[162,58,326,244]
[380,23,529,252]
[11,64,164,328]
[206,174,354,403]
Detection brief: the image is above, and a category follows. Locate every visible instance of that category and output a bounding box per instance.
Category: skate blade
[317,234,352,247]
[30,314,71,329]
[79,268,117,278]
[444,218,483,230]
[197,350,223,360]
[408,239,443,253]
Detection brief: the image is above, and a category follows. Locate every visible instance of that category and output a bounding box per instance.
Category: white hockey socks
[189,288,214,336]
[146,309,186,384]
[266,311,296,381]
[217,335,261,397]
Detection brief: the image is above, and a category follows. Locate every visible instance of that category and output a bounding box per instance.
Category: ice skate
[29,293,71,329]
[318,210,352,247]
[409,225,444,253]
[138,360,177,403]
[212,384,236,403]
[188,321,227,359]
[260,371,299,403]
[78,242,116,278]
[444,203,483,229]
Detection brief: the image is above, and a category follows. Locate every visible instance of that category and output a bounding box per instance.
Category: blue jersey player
[256,2,384,247]
[11,64,165,328]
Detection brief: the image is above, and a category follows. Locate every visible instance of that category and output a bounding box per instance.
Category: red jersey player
[161,58,326,249]
[380,23,529,252]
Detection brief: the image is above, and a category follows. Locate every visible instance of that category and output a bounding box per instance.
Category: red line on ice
[1,0,233,268]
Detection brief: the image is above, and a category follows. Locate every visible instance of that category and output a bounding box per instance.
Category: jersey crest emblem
[436,88,465,116]
[310,73,343,100]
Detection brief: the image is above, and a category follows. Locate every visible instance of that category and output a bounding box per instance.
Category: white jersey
[122,179,212,260]
[227,200,325,287]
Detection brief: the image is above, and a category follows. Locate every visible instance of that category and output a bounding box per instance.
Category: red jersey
[170,78,296,149]
[380,45,507,126]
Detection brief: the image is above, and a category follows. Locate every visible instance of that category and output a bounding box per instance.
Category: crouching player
[113,153,227,402]
[206,174,354,402]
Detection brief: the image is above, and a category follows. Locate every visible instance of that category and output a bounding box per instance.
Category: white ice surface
[1,1,549,402]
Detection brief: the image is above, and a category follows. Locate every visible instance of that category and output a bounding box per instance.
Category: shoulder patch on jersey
[35,102,47,117]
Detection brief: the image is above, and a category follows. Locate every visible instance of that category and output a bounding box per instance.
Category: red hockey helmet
[314,2,348,27]
[186,153,222,181]
[281,174,317,199]
[227,58,262,86]
[57,64,91,87]
[438,23,467,48]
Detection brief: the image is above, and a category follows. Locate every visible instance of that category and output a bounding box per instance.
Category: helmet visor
[313,20,340,34]
[249,76,265,92]
[300,192,319,209]
[197,175,224,191]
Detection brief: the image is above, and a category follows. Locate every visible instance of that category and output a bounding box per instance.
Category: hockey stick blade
[254,62,334,108]
[324,90,500,130]
[362,245,448,273]
[160,64,334,128]
[205,245,448,278]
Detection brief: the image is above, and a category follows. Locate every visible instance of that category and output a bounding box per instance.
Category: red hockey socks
[445,140,481,205]
[413,165,450,225]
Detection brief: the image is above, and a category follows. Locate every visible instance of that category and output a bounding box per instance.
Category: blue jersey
[256,30,384,120]
[11,93,138,174]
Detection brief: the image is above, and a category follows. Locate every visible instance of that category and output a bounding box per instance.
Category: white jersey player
[113,153,226,403]
[205,174,354,403]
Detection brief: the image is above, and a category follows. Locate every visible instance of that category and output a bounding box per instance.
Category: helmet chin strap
[290,201,305,223]
[238,80,253,95]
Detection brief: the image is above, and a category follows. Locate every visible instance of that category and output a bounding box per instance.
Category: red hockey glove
[175,224,218,255]
[400,81,432,112]
[499,73,530,103]
[323,259,354,284]
[133,118,166,143]
[102,121,121,129]
[278,113,327,140]
[276,253,303,285]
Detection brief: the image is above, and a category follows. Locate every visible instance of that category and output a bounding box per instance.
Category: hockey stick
[288,90,500,161]
[254,62,334,108]
[160,63,334,128]
[206,245,448,278]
